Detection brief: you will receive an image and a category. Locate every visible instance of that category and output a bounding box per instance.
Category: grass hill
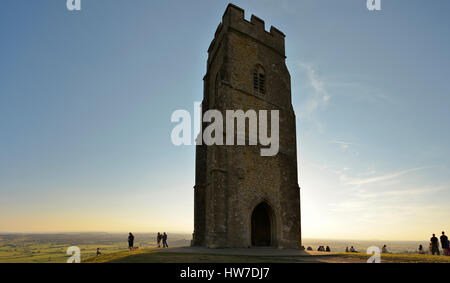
[83,248,450,263]
[84,249,289,263]
[2,233,449,263]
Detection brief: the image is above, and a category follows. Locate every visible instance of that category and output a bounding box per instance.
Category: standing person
[128,232,135,251]
[162,232,168,248]
[157,232,162,248]
[440,231,449,256]
[431,233,440,255]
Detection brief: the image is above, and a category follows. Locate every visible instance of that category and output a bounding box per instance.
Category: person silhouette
[128,232,135,251]
[431,233,440,255]
[162,232,168,248]
[157,232,162,248]
[418,244,425,254]
[440,231,449,256]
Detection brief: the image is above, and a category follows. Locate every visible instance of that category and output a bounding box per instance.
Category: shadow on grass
[85,250,298,263]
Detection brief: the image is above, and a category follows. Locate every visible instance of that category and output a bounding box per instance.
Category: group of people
[126,232,170,251]
[308,233,449,256]
[345,245,388,253]
[317,246,331,252]
[157,232,169,248]
[426,231,449,256]
[345,246,358,253]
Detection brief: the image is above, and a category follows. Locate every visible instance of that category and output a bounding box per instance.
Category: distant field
[0,233,191,263]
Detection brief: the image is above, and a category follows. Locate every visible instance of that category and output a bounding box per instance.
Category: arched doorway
[251,202,273,247]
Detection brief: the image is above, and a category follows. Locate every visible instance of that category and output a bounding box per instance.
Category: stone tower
[193,4,301,248]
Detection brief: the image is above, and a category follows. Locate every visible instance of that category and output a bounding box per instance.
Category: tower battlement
[208,4,286,63]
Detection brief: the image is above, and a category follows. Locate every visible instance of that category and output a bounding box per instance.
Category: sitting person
[418,244,425,254]
[96,248,102,256]
[345,247,349,253]
[350,246,357,253]
[381,245,388,254]
[307,246,313,251]
[326,246,331,252]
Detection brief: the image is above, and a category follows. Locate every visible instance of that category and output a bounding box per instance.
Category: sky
[0,0,449,241]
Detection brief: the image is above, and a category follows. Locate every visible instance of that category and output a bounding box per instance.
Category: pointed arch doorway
[251,202,275,247]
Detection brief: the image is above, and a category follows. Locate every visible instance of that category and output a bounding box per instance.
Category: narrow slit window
[253,73,259,91]
[259,74,265,94]
[253,65,265,95]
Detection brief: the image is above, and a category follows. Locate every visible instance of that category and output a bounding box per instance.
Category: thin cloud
[298,62,330,116]
[344,167,428,186]
[300,62,330,101]
[330,140,358,150]
[327,81,395,104]
[355,185,447,200]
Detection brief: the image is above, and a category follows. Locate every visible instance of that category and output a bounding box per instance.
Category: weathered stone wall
[193,3,301,249]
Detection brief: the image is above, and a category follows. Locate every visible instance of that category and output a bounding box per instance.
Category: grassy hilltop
[84,249,286,263]
[2,233,450,263]
[83,249,450,263]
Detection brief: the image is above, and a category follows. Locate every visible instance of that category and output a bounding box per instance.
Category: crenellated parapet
[208,4,286,66]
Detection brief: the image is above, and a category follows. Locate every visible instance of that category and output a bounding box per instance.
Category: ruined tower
[193,4,301,248]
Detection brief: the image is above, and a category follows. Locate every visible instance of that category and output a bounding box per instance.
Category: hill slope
[84,248,450,263]
[84,249,295,263]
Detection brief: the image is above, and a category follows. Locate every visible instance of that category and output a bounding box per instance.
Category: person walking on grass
[162,232,168,248]
[128,232,135,251]
[157,232,162,248]
[431,233,440,255]
[440,231,449,256]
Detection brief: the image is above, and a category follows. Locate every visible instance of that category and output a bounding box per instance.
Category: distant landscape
[0,232,191,263]
[0,232,433,263]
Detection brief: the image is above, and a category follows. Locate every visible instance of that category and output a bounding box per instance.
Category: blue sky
[0,0,449,240]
